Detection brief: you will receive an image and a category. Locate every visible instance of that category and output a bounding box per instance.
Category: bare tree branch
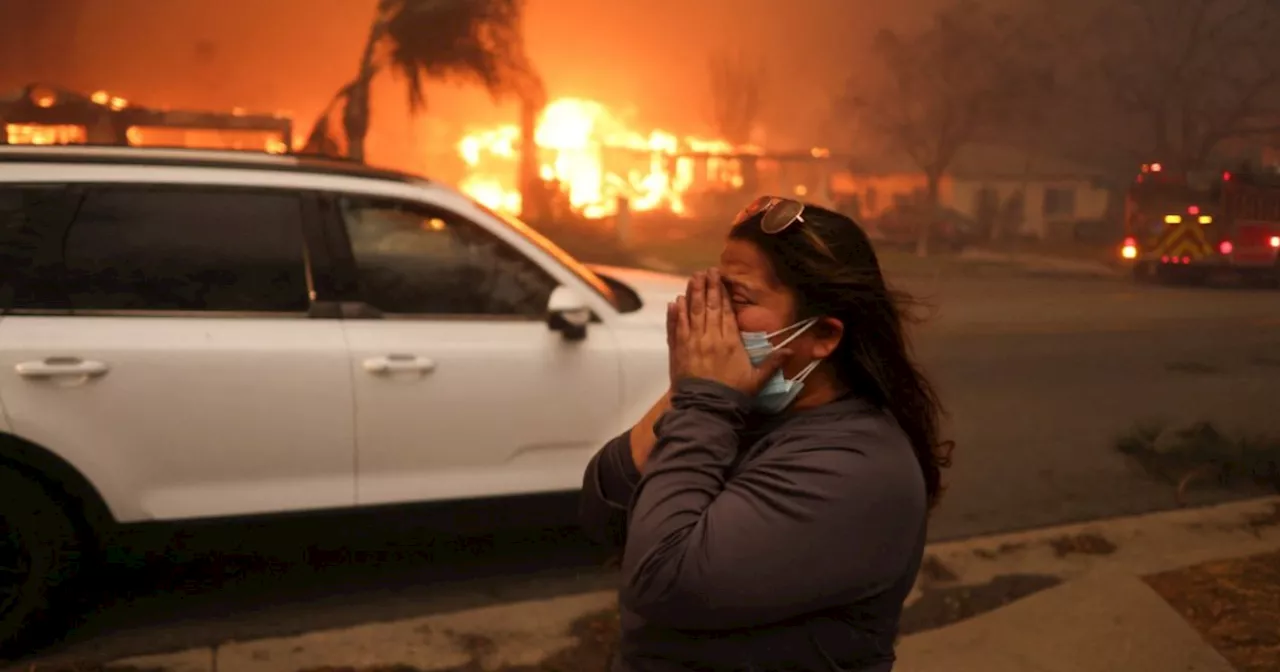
[1061,0,1280,170]
[706,50,766,146]
[839,0,1052,255]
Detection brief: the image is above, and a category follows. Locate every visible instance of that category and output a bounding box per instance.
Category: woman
[580,197,951,671]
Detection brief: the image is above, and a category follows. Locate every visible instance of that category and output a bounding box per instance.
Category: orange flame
[459,97,758,219]
[89,90,129,111]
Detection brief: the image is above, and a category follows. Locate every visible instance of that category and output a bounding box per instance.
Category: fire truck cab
[1121,162,1280,285]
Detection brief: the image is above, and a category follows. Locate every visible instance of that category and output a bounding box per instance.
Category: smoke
[2,0,952,173]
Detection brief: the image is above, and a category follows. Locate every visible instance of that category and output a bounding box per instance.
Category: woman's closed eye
[722,280,752,306]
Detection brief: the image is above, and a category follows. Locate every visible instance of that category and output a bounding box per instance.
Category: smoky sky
[4,0,955,175]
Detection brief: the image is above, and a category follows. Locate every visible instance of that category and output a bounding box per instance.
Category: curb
[38,497,1280,672]
[901,496,1280,634]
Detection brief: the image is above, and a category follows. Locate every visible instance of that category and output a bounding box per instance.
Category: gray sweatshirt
[580,378,927,672]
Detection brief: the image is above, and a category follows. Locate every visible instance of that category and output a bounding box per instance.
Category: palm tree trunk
[518,96,543,221]
[343,18,387,163]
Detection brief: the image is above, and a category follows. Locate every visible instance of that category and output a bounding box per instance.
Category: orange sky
[9,0,952,178]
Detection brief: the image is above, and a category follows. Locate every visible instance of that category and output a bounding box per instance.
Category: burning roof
[2,83,294,152]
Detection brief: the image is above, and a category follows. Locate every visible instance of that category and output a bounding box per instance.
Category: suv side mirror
[547,286,591,341]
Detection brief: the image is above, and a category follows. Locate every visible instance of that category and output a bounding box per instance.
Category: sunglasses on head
[732,196,807,234]
[733,195,843,259]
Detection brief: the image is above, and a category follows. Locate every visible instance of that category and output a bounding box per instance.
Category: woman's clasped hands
[666,269,790,397]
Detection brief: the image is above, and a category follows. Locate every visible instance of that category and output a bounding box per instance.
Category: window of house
[1043,187,1078,217]
[62,187,310,313]
[339,197,557,318]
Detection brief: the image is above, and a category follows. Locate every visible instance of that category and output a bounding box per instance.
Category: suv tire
[0,464,85,657]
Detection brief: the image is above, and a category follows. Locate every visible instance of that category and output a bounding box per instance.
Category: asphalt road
[13,272,1280,668]
[901,272,1280,540]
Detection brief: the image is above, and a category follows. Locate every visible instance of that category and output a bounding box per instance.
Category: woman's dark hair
[730,203,953,507]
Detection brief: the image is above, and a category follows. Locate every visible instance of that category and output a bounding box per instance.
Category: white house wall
[949,178,1110,238]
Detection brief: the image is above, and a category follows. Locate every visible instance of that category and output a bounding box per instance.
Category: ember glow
[458,97,759,219]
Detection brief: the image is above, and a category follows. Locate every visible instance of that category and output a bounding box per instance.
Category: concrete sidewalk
[897,573,1236,671]
[894,495,1280,671]
[49,496,1280,672]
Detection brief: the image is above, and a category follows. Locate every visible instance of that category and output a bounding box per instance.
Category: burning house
[1,83,295,153]
[456,97,846,228]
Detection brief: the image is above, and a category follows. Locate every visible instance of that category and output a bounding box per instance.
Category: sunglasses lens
[760,200,805,234]
[732,196,778,226]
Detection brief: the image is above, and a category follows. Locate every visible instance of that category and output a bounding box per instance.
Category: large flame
[459,97,757,219]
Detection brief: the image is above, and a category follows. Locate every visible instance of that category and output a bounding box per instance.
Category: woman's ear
[812,317,844,359]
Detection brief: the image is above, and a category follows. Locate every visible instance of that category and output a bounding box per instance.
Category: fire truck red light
[1219,241,1233,255]
[1271,236,1280,248]
[1223,172,1232,181]
[1182,256,1191,264]
[1188,205,1200,215]
[1161,255,1170,263]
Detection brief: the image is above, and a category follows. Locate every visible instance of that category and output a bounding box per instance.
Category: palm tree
[304,0,544,163]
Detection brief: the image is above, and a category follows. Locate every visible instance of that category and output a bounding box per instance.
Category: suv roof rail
[0,145,431,185]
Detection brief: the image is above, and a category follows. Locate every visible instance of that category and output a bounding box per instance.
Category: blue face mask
[740,318,823,414]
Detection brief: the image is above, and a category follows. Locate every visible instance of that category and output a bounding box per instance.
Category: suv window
[62,186,310,313]
[0,185,80,310]
[339,196,557,317]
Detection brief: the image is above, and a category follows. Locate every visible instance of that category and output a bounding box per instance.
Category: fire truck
[1121,162,1280,285]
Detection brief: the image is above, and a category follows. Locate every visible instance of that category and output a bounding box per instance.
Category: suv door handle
[16,357,110,380]
[362,354,436,375]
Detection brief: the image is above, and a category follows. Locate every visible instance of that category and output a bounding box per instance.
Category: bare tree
[707,50,766,146]
[304,0,543,163]
[1070,0,1280,171]
[842,0,1052,256]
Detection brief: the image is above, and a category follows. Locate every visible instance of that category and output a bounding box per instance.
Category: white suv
[0,146,681,649]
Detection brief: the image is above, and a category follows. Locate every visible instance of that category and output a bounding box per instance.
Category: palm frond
[380,0,543,111]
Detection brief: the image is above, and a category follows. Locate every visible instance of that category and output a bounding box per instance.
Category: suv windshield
[473,201,619,310]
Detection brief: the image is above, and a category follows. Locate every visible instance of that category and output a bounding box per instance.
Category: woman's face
[718,238,797,335]
[718,238,844,374]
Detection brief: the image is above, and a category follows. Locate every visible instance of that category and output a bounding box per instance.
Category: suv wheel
[0,464,85,656]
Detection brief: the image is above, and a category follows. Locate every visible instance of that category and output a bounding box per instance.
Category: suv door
[327,194,623,505]
[0,182,355,522]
